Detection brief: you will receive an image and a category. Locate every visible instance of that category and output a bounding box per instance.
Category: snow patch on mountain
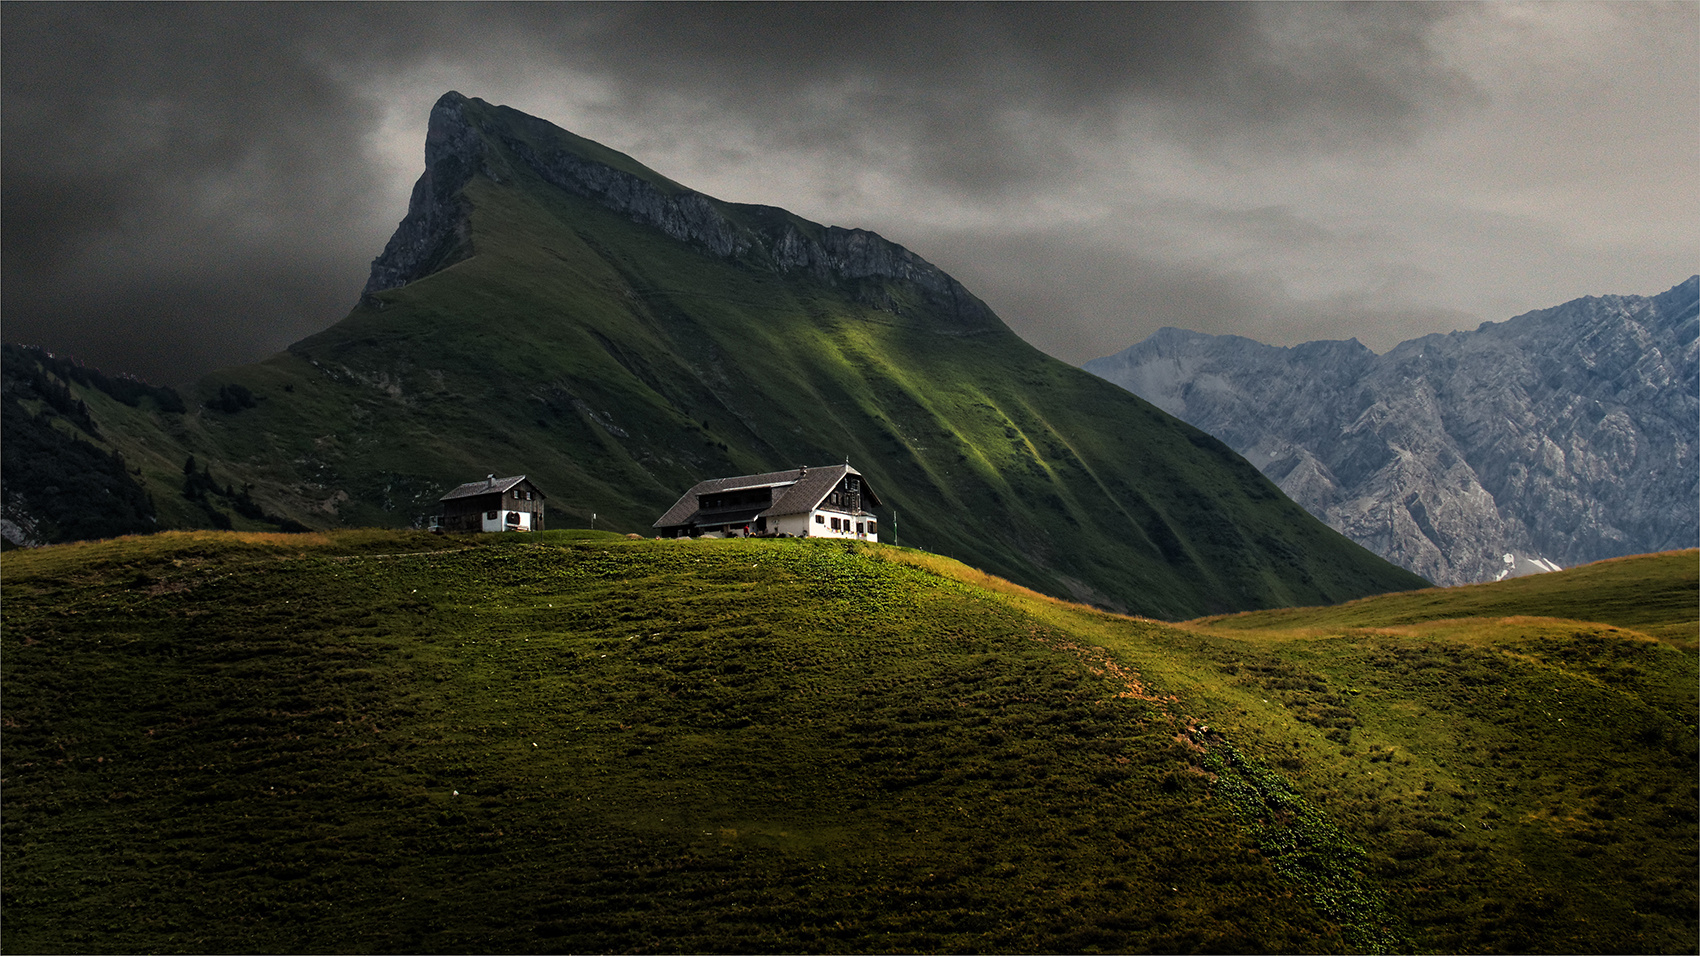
[1494,553,1563,582]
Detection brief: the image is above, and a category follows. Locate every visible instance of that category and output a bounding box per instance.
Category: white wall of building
[728,511,879,540]
[770,513,814,538]
[796,510,878,542]
[481,510,534,532]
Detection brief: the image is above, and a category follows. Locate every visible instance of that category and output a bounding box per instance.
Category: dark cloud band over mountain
[3,2,1694,384]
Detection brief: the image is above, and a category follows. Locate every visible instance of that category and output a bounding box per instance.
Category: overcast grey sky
[4,2,1696,385]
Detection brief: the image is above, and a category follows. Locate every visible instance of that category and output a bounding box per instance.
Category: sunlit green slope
[3,534,1692,953]
[1192,549,1698,642]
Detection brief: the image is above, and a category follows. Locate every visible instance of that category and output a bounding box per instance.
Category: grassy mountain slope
[3,534,1692,953]
[0,344,305,543]
[0,92,1427,619]
[1194,549,1699,648]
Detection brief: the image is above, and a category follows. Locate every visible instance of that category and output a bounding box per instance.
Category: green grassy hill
[3,533,1692,953]
[0,92,1427,619]
[1192,549,1700,647]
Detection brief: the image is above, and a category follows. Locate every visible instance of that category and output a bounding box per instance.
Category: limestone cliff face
[362,94,483,295]
[1085,277,1699,586]
[366,92,995,330]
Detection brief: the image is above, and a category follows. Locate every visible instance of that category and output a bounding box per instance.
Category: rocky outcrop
[363,95,483,295]
[365,92,996,330]
[1085,277,1699,586]
[1,495,45,549]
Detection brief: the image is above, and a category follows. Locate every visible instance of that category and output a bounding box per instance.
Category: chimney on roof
[798,466,808,477]
[487,474,495,488]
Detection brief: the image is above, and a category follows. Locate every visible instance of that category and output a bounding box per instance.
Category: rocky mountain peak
[361,93,483,296]
[364,92,998,331]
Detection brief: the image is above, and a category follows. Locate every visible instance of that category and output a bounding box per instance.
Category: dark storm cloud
[1,3,404,382]
[912,224,1482,364]
[509,2,1475,194]
[538,2,1263,192]
[4,268,353,385]
[0,2,1649,385]
[904,226,1306,363]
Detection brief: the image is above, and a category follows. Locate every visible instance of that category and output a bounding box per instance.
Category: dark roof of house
[440,475,543,502]
[653,464,881,528]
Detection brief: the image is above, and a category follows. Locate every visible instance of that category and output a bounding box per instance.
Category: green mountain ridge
[0,91,1426,618]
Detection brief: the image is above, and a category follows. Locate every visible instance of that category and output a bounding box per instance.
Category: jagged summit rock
[366,91,996,330]
[1085,277,1699,586]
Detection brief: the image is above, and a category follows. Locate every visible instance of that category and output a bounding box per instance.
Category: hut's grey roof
[764,464,875,516]
[653,464,881,529]
[440,475,542,502]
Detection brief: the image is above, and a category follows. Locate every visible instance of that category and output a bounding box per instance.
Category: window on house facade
[815,514,825,524]
[868,520,878,534]
[856,522,864,533]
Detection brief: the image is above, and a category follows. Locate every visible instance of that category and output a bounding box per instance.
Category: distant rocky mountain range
[1084,277,1698,586]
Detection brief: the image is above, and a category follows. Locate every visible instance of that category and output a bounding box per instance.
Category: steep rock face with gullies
[367,92,996,330]
[362,97,484,295]
[1085,277,1699,586]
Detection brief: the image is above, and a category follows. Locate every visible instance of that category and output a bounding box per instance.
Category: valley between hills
[2,531,1693,953]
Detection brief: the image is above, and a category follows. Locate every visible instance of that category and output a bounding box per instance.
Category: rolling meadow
[3,531,1693,953]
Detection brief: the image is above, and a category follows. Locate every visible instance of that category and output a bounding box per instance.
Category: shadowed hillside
[3,533,1692,953]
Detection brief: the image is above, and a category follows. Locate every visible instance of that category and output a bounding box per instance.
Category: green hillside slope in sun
[0,92,1426,619]
[1193,549,1700,647]
[2,534,1693,954]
